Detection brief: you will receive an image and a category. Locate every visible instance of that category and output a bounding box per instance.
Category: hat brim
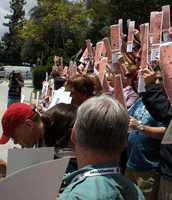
[0,133,11,144]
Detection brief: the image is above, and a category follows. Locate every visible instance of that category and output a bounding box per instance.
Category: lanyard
[72,167,121,183]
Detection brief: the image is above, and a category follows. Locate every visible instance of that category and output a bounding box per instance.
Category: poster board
[138,23,149,93]
[162,5,171,43]
[95,42,103,64]
[86,39,92,56]
[151,12,163,61]
[7,147,55,176]
[49,89,72,109]
[20,94,26,103]
[102,42,106,57]
[110,24,120,52]
[103,38,112,63]
[127,21,135,52]
[110,24,120,64]
[0,158,70,200]
[98,58,107,86]
[160,43,172,104]
[114,74,126,108]
[149,11,158,44]
[118,19,123,49]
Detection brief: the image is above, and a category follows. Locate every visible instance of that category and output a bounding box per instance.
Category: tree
[2,0,26,64]
[18,0,94,65]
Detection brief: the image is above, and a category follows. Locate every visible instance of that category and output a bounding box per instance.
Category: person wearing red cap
[0,103,44,148]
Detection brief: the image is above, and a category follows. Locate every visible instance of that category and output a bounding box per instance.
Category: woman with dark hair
[41,103,78,193]
[65,74,94,105]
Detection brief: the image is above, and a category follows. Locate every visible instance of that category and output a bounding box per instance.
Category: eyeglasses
[135,57,141,61]
[125,74,132,79]
[49,88,52,91]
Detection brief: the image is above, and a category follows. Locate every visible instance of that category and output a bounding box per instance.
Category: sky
[0,0,38,39]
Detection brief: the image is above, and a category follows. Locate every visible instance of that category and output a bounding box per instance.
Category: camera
[10,70,19,80]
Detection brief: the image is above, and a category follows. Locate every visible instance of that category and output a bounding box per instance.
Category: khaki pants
[158,176,172,200]
[124,167,160,200]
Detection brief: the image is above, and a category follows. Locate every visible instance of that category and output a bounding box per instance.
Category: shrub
[32,65,52,89]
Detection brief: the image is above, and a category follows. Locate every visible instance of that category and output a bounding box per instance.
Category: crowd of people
[0,12,172,200]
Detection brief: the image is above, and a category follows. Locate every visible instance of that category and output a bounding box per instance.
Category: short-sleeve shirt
[127,97,165,172]
[8,78,24,99]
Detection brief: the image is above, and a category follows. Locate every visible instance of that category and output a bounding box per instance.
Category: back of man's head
[74,95,129,155]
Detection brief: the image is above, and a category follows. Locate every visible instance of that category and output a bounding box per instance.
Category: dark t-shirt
[8,78,24,99]
[142,82,172,180]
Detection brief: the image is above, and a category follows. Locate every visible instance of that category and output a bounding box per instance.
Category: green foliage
[2,0,172,66]
[17,0,94,64]
[32,65,52,89]
[2,0,26,64]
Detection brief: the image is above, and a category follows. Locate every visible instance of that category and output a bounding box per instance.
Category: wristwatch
[139,125,145,132]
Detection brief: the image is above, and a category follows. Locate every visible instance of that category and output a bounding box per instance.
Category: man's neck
[75,145,119,169]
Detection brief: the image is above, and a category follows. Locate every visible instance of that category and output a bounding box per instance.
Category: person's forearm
[134,125,166,140]
[16,80,24,87]
[142,82,171,127]
[8,79,12,88]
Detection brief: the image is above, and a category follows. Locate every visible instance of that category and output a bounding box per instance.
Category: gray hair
[74,95,129,155]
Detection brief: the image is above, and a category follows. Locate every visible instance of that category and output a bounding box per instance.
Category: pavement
[0,79,34,163]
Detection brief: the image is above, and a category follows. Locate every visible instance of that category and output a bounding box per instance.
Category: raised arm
[142,64,172,126]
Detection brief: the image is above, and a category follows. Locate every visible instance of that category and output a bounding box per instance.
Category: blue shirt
[127,97,164,171]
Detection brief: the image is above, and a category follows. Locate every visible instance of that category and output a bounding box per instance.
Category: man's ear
[24,119,34,129]
[71,125,76,144]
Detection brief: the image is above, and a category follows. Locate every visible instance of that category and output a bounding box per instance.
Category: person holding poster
[58,95,145,200]
[125,70,166,200]
[142,65,172,200]
[65,74,94,106]
[0,103,44,148]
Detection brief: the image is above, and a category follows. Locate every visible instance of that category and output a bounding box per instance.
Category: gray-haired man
[58,95,145,200]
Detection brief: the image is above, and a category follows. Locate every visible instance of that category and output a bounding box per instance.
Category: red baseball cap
[0,103,35,144]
